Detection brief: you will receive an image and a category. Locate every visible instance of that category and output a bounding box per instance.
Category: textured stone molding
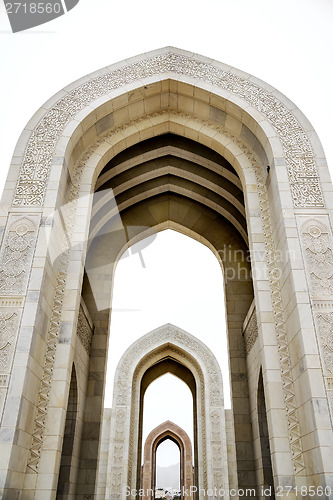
[77,305,93,355]
[243,307,258,355]
[0,389,6,422]
[27,156,85,472]
[0,216,39,295]
[0,309,22,422]
[13,50,323,208]
[328,392,333,423]
[142,421,193,500]
[0,310,20,371]
[107,324,228,499]
[302,220,333,297]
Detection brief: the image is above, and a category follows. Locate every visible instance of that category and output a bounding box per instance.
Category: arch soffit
[10,47,325,210]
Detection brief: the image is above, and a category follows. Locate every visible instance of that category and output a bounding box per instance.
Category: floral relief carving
[302,220,333,297]
[115,409,125,442]
[113,444,123,464]
[0,309,21,422]
[80,110,306,476]
[13,51,323,208]
[0,217,38,295]
[77,305,93,355]
[328,392,333,424]
[211,410,221,442]
[243,308,259,355]
[0,388,6,422]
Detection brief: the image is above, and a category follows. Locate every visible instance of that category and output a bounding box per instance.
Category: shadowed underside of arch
[82,125,255,500]
[2,46,331,500]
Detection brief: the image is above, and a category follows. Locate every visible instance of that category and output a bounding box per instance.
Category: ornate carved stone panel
[78,110,307,476]
[106,324,229,499]
[0,215,39,295]
[142,421,193,500]
[300,218,333,425]
[316,313,333,374]
[243,307,258,355]
[13,50,323,208]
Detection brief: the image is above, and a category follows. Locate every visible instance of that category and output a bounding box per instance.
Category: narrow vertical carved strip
[27,152,88,472]
[13,51,323,208]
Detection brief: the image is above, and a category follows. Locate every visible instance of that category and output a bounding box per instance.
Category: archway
[56,364,78,499]
[141,421,193,500]
[102,324,228,500]
[0,47,331,499]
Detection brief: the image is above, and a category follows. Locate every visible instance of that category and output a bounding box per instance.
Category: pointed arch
[142,421,193,500]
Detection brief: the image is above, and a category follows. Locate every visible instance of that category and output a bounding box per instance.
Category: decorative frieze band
[13,51,323,208]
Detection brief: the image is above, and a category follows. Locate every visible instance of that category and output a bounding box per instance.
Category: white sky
[0,0,332,470]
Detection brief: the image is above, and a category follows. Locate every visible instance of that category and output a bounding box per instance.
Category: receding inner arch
[138,357,198,496]
[88,133,247,245]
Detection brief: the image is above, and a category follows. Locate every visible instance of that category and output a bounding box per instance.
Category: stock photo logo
[4,0,79,32]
